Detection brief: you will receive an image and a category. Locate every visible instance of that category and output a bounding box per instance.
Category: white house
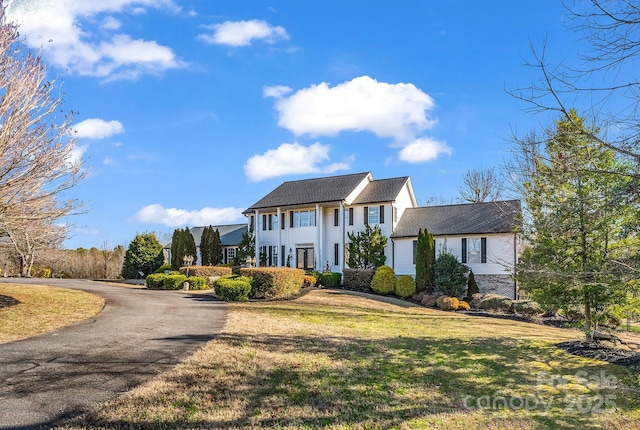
[164,223,247,266]
[244,172,521,298]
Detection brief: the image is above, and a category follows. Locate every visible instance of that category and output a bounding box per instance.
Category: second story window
[291,209,316,227]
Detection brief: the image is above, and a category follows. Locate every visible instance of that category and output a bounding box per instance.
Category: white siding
[393,233,516,276]
[393,183,417,226]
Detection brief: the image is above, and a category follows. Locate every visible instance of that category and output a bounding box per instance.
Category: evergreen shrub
[370,265,396,295]
[395,275,416,298]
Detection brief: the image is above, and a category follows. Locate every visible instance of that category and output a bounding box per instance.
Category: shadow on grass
[70,330,639,430]
[0,294,20,309]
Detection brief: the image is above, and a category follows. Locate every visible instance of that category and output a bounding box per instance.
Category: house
[244,172,521,298]
[164,223,247,265]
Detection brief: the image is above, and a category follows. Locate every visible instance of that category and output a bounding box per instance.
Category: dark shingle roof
[351,177,410,204]
[391,200,521,237]
[188,224,247,247]
[245,172,370,212]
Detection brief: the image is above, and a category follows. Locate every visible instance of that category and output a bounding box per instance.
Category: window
[261,214,266,231]
[227,248,236,264]
[281,245,286,266]
[412,240,417,264]
[462,237,487,264]
[281,213,285,230]
[334,243,339,266]
[290,209,316,227]
[364,205,384,225]
[344,207,353,225]
[250,215,255,231]
[334,208,339,226]
[271,214,278,230]
[393,206,398,224]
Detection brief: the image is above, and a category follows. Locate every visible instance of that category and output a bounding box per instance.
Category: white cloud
[134,204,245,227]
[398,138,452,163]
[103,156,115,165]
[266,75,451,164]
[73,118,124,139]
[244,142,351,182]
[69,144,88,165]
[263,85,291,99]
[267,75,437,140]
[101,16,121,30]
[5,0,184,80]
[198,19,289,47]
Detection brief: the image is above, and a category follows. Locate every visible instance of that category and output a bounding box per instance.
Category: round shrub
[437,296,459,311]
[479,295,513,312]
[215,277,251,301]
[186,276,208,290]
[395,275,416,298]
[421,294,440,307]
[153,264,173,274]
[370,265,396,295]
[469,293,483,309]
[303,275,317,288]
[512,300,543,316]
[458,301,471,311]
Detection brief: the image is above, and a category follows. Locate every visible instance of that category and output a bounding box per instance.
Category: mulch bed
[557,340,640,370]
[0,294,20,309]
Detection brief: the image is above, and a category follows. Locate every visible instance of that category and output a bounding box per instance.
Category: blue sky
[5,0,575,249]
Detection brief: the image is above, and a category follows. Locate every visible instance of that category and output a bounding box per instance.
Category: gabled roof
[351,177,411,204]
[244,172,371,212]
[188,224,247,247]
[391,200,521,238]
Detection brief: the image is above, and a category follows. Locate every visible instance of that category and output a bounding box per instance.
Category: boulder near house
[242,172,522,298]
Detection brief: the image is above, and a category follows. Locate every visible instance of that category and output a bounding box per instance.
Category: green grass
[0,283,104,343]
[61,290,640,429]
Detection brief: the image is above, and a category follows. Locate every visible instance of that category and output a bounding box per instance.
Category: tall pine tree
[170,227,198,269]
[200,226,223,266]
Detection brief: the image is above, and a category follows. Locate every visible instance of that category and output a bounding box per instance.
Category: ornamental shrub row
[145,272,207,290]
[319,272,342,287]
[178,265,232,278]
[215,276,252,301]
[342,268,375,291]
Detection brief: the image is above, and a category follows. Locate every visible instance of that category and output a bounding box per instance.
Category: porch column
[277,208,282,266]
[316,203,322,271]
[254,209,260,267]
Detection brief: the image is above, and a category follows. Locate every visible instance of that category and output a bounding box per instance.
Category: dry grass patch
[0,283,104,343]
[62,290,640,429]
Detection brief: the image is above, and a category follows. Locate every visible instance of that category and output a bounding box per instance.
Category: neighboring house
[164,223,247,265]
[243,172,522,298]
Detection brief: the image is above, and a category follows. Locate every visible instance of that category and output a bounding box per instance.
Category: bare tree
[458,166,504,203]
[0,7,84,272]
[509,1,640,173]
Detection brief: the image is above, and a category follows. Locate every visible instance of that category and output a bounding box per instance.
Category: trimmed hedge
[186,276,208,290]
[319,272,342,287]
[179,265,232,278]
[146,273,166,289]
[342,268,375,291]
[163,273,188,290]
[215,276,251,301]
[240,267,305,299]
[395,275,416,298]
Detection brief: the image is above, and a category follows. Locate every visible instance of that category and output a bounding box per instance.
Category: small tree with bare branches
[458,167,503,203]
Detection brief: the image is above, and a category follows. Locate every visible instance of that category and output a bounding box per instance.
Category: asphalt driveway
[0,279,227,430]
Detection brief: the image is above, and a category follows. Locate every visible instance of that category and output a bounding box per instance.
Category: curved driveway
[0,279,227,430]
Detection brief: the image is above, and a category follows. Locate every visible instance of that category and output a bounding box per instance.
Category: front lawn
[62,290,640,429]
[0,283,105,343]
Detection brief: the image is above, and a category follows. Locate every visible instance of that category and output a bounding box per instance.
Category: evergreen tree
[415,228,435,292]
[466,270,480,297]
[434,250,469,298]
[516,110,635,340]
[211,229,223,265]
[170,228,183,269]
[200,226,223,266]
[347,224,388,269]
[121,233,164,279]
[184,227,197,266]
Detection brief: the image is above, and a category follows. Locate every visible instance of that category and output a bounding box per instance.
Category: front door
[296,247,314,271]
